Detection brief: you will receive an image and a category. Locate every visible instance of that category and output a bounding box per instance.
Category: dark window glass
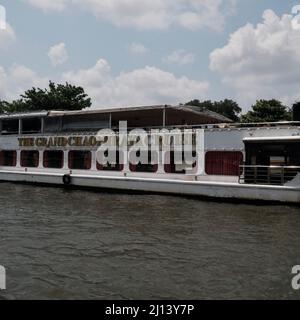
[0,150,17,167]
[44,117,61,133]
[1,119,19,135]
[43,151,64,169]
[69,151,91,170]
[97,151,124,171]
[164,151,196,174]
[205,151,243,176]
[22,118,41,134]
[129,151,158,173]
[21,150,39,168]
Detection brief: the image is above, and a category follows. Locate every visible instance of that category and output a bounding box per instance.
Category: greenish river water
[0,182,299,299]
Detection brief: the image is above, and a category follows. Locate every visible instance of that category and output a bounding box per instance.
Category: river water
[0,182,299,300]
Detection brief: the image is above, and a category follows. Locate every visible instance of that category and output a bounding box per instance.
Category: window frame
[20,150,40,168]
[129,151,158,173]
[43,150,64,169]
[205,151,244,176]
[0,150,17,167]
[68,150,92,170]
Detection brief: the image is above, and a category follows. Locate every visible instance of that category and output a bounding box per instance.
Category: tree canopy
[185,99,242,122]
[241,99,291,123]
[0,81,91,114]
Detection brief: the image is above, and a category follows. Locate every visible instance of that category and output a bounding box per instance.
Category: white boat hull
[1,170,299,204]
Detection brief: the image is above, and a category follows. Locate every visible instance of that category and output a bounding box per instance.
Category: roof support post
[41,117,45,134]
[18,118,22,135]
[59,117,63,131]
[163,106,166,127]
[109,113,112,129]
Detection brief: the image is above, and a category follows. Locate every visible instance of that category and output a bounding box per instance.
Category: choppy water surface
[0,182,299,300]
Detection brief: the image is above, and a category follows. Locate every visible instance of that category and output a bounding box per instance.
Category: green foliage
[0,81,91,114]
[241,99,291,123]
[0,99,29,114]
[0,100,9,114]
[185,99,242,122]
[292,102,300,121]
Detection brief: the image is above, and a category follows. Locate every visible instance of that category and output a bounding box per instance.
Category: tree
[0,81,91,114]
[1,99,30,114]
[241,99,291,123]
[0,100,9,114]
[185,99,242,122]
[212,99,242,122]
[292,102,300,121]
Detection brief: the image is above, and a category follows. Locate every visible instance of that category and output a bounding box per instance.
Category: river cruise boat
[0,104,299,204]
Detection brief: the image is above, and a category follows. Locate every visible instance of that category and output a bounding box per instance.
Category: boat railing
[112,121,300,131]
[239,165,300,185]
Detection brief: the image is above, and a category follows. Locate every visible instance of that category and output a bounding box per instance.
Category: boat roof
[0,104,232,123]
[0,111,48,119]
[51,105,232,124]
[1,106,300,129]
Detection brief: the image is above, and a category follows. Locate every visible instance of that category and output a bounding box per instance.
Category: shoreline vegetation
[0,81,300,123]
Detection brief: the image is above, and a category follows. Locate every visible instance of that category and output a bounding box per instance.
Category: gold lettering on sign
[68,137,76,147]
[18,138,34,147]
[58,137,68,147]
[18,136,98,148]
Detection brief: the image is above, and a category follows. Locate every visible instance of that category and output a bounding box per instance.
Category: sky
[0,0,300,111]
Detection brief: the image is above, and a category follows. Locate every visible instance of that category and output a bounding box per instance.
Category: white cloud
[0,23,16,49]
[0,4,6,30]
[0,66,8,98]
[0,64,48,100]
[1,59,209,106]
[163,50,195,65]
[210,9,300,108]
[48,42,69,66]
[23,0,68,12]
[22,0,236,31]
[128,43,148,55]
[62,59,209,107]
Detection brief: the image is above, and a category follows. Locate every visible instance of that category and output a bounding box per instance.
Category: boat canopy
[0,111,48,120]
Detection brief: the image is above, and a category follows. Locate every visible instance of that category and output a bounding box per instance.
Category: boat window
[205,151,243,176]
[97,151,124,171]
[62,114,110,132]
[68,151,91,170]
[44,117,61,133]
[270,156,285,166]
[245,142,300,167]
[244,142,300,184]
[0,150,17,167]
[22,118,42,134]
[21,150,39,168]
[43,151,64,169]
[164,151,196,174]
[129,151,158,173]
[1,119,19,135]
